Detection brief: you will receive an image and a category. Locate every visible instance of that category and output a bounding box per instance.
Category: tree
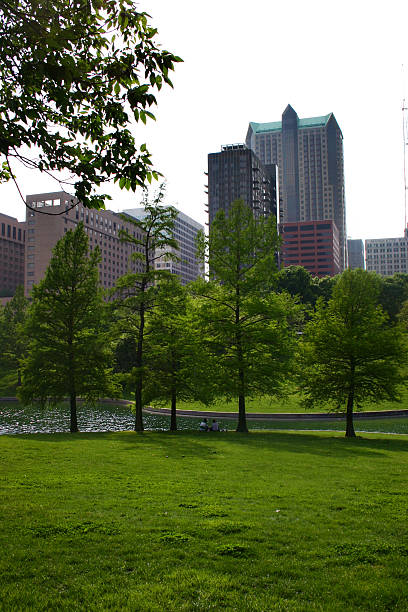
[378,274,408,323]
[299,269,408,437]
[143,279,215,431]
[276,265,319,312]
[194,200,297,433]
[0,285,29,390]
[19,224,118,432]
[0,0,182,209]
[113,186,179,431]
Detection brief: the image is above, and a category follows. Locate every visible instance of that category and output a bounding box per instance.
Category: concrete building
[347,239,365,269]
[0,212,25,297]
[207,144,277,227]
[246,105,347,270]
[365,232,408,276]
[25,192,145,295]
[280,220,340,277]
[123,207,204,285]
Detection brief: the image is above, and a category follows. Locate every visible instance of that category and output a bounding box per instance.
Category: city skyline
[0,0,407,244]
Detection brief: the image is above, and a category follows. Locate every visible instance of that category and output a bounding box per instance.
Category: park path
[144,406,408,421]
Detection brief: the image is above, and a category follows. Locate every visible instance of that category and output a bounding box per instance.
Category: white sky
[1,0,408,243]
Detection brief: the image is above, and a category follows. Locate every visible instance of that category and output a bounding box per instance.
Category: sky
[1,0,408,243]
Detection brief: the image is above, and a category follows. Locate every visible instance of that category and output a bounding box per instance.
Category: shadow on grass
[10,429,408,459]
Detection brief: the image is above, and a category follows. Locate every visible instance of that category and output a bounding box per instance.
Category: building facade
[280,220,340,277]
[246,105,347,270]
[365,233,408,276]
[207,144,277,227]
[347,239,365,269]
[0,212,25,297]
[25,192,145,295]
[123,207,204,285]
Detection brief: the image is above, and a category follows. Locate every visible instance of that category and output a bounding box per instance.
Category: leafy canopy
[0,0,182,208]
[194,200,297,431]
[112,185,179,430]
[299,269,408,413]
[19,223,118,413]
[0,285,29,390]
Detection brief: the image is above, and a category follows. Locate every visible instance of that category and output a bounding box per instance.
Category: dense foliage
[194,200,298,432]
[299,269,408,437]
[18,224,118,432]
[2,200,408,437]
[0,0,181,208]
[112,186,179,431]
[0,285,28,390]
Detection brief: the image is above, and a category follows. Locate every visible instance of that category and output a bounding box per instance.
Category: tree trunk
[234,274,247,433]
[345,363,356,438]
[134,381,144,432]
[345,391,356,437]
[134,293,146,432]
[70,392,78,433]
[170,387,177,432]
[236,391,248,432]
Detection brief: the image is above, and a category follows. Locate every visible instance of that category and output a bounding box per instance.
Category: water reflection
[0,402,292,434]
[0,402,229,435]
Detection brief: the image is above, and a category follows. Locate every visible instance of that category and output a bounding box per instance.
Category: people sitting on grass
[199,418,209,431]
[210,419,219,432]
[199,418,220,432]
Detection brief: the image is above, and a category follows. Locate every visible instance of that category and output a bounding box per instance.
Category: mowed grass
[1,432,408,611]
[162,387,408,414]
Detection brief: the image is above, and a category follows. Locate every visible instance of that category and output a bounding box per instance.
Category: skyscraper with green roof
[246,105,347,270]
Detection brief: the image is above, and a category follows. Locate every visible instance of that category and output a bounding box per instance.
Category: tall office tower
[25,192,145,295]
[365,232,408,276]
[347,239,365,269]
[246,105,347,270]
[207,144,277,227]
[0,212,25,297]
[123,207,205,285]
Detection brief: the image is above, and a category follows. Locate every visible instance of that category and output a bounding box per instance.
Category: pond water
[0,402,194,435]
[1,402,407,435]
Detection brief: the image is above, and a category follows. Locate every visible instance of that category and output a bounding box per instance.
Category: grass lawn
[1,431,407,610]
[159,389,408,414]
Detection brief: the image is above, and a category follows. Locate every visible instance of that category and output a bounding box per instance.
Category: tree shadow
[10,429,407,460]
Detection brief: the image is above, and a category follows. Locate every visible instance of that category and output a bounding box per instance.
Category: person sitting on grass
[199,418,209,432]
[210,419,219,432]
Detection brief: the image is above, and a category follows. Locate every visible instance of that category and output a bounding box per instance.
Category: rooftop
[249,113,333,134]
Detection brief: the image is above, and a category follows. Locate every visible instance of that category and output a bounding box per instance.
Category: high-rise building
[25,192,145,295]
[0,212,25,297]
[347,239,365,269]
[207,144,277,227]
[123,207,204,285]
[365,231,408,276]
[281,220,340,277]
[246,105,347,270]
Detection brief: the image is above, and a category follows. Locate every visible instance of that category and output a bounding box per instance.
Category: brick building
[25,192,145,295]
[280,220,340,277]
[0,212,26,297]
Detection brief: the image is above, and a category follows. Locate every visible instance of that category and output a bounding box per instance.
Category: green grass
[164,395,308,413]
[159,388,408,414]
[195,417,408,435]
[1,431,408,610]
